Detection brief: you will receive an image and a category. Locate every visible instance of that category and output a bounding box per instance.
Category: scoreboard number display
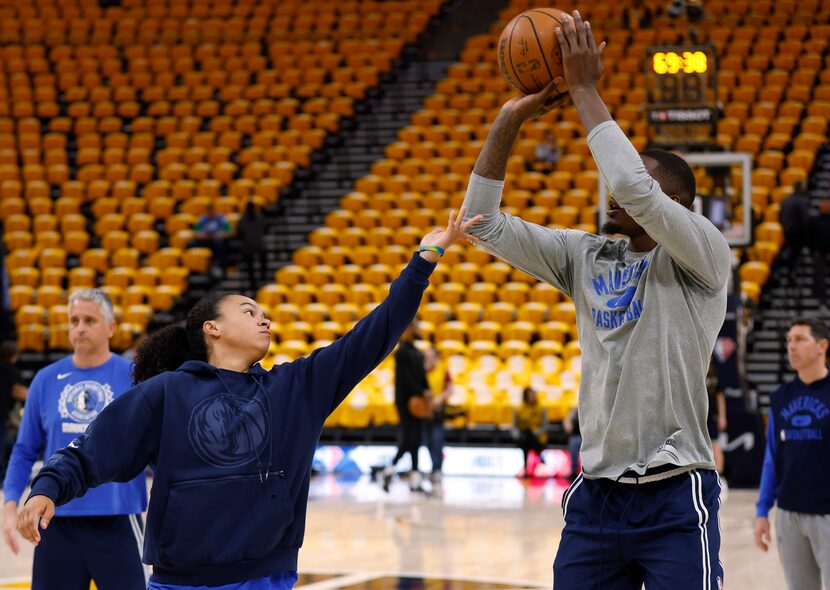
[644,45,719,149]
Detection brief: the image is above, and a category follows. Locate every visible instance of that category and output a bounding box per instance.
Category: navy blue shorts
[33,514,146,590]
[554,469,723,590]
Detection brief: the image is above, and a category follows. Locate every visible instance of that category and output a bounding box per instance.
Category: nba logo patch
[717,575,724,589]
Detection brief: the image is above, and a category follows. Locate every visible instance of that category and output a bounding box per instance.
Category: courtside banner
[313,445,571,477]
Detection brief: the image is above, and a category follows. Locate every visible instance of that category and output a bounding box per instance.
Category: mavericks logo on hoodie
[188,392,271,467]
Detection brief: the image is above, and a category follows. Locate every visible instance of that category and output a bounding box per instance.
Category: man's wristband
[418,245,444,256]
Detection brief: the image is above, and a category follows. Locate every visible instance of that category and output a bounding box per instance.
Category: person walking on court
[16,212,478,589]
[423,347,452,487]
[463,12,731,588]
[382,322,430,493]
[513,387,548,478]
[755,318,830,590]
[3,289,147,590]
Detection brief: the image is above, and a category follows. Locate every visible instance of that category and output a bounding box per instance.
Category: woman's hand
[419,207,482,263]
[16,495,55,546]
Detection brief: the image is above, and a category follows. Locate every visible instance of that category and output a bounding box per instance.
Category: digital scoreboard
[644,45,719,149]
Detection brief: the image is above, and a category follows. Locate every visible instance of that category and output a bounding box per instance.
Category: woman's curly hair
[132,293,228,384]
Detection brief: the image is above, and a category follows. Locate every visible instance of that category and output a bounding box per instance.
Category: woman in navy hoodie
[17,210,480,589]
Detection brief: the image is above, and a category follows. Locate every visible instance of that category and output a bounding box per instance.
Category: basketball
[498,7,569,96]
[407,395,431,418]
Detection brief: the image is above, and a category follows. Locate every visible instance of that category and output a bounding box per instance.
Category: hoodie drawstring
[251,374,273,483]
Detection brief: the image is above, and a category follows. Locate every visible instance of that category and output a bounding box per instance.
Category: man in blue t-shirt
[2,289,147,590]
[756,317,830,590]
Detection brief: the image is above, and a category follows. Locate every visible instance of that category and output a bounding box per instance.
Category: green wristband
[419,245,445,256]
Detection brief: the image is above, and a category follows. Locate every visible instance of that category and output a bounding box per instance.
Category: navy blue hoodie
[27,253,435,586]
[757,371,830,517]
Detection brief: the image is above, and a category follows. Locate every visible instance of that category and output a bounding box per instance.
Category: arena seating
[0,0,442,353]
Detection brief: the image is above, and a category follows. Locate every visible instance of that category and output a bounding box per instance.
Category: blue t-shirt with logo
[3,354,147,516]
[195,214,231,235]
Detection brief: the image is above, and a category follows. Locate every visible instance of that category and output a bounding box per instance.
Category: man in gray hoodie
[464,12,731,589]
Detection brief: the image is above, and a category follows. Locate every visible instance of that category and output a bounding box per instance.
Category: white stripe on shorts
[562,473,584,519]
[689,472,711,590]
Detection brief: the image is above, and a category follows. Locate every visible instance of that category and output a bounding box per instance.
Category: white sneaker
[409,470,424,492]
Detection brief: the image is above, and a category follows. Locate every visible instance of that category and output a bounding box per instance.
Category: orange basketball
[498,7,569,96]
[407,395,430,419]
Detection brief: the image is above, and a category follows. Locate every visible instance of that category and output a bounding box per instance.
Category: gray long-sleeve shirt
[463,120,732,478]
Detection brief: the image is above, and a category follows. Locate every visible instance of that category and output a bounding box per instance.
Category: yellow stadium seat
[552,302,577,324]
[64,231,90,255]
[530,340,564,360]
[564,341,582,360]
[4,231,33,250]
[148,248,182,270]
[343,284,377,306]
[433,282,465,306]
[300,303,329,324]
[182,248,212,273]
[482,302,515,324]
[41,268,66,288]
[123,304,153,329]
[102,231,130,251]
[48,324,71,351]
[104,267,134,289]
[331,303,359,324]
[161,267,189,292]
[313,322,342,341]
[122,285,149,307]
[132,230,160,255]
[469,341,498,359]
[47,301,70,325]
[9,286,33,310]
[436,321,468,343]
[111,247,140,269]
[318,284,346,306]
[739,261,770,285]
[68,266,96,290]
[36,286,64,309]
[756,222,784,246]
[466,283,497,305]
[134,267,161,287]
[741,281,761,304]
[420,302,452,324]
[150,285,180,311]
[500,340,530,360]
[481,262,512,285]
[517,302,548,324]
[470,321,500,343]
[39,248,67,269]
[455,302,483,324]
[18,324,46,353]
[256,284,288,308]
[17,304,46,326]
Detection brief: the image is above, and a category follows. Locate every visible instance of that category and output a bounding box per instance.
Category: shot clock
[644,45,719,149]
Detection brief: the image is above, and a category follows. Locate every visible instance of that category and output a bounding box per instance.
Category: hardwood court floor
[1,475,787,589]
